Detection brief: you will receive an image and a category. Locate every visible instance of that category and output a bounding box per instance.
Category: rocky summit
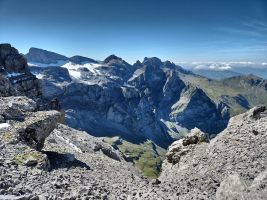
[0,44,267,200]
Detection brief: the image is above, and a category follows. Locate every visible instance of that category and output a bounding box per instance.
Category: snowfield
[28,60,106,80]
[61,62,103,76]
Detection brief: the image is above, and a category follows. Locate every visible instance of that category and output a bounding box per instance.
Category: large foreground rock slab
[155,106,267,199]
[17,110,64,150]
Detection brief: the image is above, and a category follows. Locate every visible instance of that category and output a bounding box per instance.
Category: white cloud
[219,65,232,70]
[194,63,232,71]
[180,61,267,71]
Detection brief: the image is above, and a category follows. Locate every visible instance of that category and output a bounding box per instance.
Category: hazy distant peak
[103,54,131,67]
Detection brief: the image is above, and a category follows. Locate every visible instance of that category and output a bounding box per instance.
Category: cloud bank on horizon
[180,61,267,71]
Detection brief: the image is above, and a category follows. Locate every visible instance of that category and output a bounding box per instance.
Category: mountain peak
[164,60,176,67]
[133,60,142,68]
[103,54,123,64]
[142,57,162,66]
[69,55,97,64]
[29,47,43,52]
[26,47,68,64]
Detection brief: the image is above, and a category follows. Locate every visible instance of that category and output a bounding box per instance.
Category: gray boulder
[17,110,64,150]
[166,128,208,164]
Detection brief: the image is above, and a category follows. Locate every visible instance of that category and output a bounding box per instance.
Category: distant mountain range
[192,68,242,80]
[25,48,267,142]
[26,48,229,142]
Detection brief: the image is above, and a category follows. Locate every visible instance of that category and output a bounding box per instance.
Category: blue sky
[0,0,267,63]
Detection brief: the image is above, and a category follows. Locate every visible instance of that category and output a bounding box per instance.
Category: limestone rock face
[170,86,227,135]
[0,44,27,73]
[0,44,41,98]
[47,124,125,162]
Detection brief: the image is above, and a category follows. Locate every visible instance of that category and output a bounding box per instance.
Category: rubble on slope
[0,96,151,199]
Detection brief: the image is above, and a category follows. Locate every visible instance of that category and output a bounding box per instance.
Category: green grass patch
[104,137,166,179]
[14,151,43,165]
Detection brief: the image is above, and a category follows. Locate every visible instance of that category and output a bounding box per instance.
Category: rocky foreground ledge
[0,96,150,199]
[0,95,266,200]
[155,105,267,200]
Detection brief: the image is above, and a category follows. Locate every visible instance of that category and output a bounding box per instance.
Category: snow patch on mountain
[61,62,103,75]
[6,72,23,78]
[0,123,10,129]
[61,62,106,80]
[35,74,44,79]
[68,70,81,79]
[128,68,145,81]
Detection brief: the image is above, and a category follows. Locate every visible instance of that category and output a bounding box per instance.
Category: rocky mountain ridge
[26,47,230,148]
[25,46,267,176]
[0,45,150,199]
